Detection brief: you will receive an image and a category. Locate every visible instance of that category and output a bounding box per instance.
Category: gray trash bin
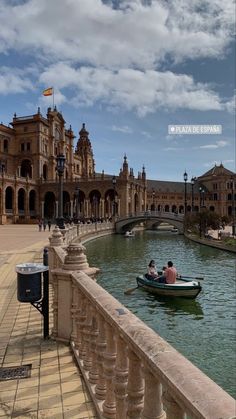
[16,263,48,303]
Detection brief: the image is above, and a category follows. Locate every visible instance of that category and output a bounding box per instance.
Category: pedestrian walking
[38,219,42,232]
[48,220,52,231]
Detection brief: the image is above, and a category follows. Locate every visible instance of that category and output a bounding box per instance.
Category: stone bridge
[115,211,184,234]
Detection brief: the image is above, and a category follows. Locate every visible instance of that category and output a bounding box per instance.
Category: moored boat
[136,275,202,299]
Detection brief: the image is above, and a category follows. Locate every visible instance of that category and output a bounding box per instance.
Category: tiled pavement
[0,225,97,419]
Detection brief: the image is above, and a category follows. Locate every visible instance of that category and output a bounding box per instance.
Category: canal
[85,230,236,398]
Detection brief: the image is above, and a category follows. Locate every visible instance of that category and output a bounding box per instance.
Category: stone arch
[209,206,215,212]
[73,189,86,220]
[5,186,13,211]
[134,192,139,213]
[105,189,116,218]
[172,205,177,213]
[165,204,169,212]
[179,205,184,213]
[63,191,71,219]
[20,159,32,178]
[18,188,25,213]
[44,191,56,220]
[29,190,36,213]
[89,190,101,219]
[43,164,48,180]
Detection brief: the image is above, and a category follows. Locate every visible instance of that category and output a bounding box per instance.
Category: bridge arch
[115,211,184,234]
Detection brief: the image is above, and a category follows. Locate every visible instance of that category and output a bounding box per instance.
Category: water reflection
[143,292,204,318]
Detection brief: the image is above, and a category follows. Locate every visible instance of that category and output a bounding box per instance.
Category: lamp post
[231,177,235,236]
[112,176,116,217]
[152,189,155,211]
[183,171,188,214]
[56,153,66,229]
[191,177,195,212]
[199,186,205,238]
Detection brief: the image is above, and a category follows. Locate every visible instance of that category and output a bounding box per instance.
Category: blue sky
[0,0,235,181]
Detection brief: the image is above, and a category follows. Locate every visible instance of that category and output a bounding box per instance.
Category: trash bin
[16,263,48,303]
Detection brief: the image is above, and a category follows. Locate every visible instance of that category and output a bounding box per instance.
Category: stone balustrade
[49,227,236,419]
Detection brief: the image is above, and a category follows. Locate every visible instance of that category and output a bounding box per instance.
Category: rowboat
[136,275,202,299]
[124,230,135,237]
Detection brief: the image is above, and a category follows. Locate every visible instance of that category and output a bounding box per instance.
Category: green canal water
[85,230,236,398]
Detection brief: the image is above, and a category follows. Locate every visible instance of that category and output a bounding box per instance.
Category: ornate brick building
[0,108,235,224]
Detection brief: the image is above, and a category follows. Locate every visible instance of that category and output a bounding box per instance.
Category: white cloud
[0,66,34,94]
[111,125,133,134]
[39,63,223,115]
[0,0,234,69]
[199,140,228,149]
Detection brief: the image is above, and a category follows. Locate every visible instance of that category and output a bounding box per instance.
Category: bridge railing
[48,227,235,419]
[116,211,185,221]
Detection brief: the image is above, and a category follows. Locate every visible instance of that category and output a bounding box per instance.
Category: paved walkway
[0,225,97,418]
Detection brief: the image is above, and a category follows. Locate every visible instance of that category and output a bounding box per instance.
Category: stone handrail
[48,228,236,419]
[56,221,114,245]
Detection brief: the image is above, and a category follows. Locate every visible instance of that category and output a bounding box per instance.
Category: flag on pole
[43,87,53,96]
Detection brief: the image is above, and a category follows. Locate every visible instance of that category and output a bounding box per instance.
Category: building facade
[0,108,235,225]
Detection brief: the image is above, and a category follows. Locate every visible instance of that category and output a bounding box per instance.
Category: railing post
[114,336,128,418]
[127,350,144,418]
[88,307,99,385]
[95,314,107,400]
[142,367,166,419]
[102,323,117,418]
[162,390,184,419]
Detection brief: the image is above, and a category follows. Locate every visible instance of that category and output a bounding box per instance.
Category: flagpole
[53,87,54,109]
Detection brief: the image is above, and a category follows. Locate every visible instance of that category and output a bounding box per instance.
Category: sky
[0,0,235,181]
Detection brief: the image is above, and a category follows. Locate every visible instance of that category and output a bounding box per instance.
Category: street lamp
[183,171,188,214]
[152,189,155,211]
[56,153,66,229]
[231,177,235,236]
[191,177,195,212]
[112,176,117,216]
[199,186,205,238]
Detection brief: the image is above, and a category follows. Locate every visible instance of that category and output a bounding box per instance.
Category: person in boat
[157,261,177,284]
[145,260,159,280]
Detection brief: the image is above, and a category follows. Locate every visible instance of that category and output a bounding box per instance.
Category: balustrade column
[55,200,58,218]
[95,315,107,400]
[70,280,78,342]
[162,390,184,419]
[76,294,87,360]
[127,350,144,418]
[82,300,93,371]
[102,323,117,418]
[88,307,99,384]
[142,368,166,419]
[114,336,128,418]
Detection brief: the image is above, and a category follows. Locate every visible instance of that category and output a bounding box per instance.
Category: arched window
[3,139,8,152]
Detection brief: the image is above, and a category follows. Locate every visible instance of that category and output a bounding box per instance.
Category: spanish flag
[43,87,53,96]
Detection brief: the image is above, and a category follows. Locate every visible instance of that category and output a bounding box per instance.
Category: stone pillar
[102,323,117,418]
[127,350,144,418]
[41,201,44,219]
[55,200,58,218]
[70,200,74,218]
[114,336,128,419]
[101,198,105,218]
[142,369,166,419]
[48,226,64,338]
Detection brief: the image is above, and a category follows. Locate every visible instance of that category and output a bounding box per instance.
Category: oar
[124,285,139,295]
[179,275,204,280]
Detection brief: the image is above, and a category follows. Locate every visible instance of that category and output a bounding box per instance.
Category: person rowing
[157,260,177,284]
